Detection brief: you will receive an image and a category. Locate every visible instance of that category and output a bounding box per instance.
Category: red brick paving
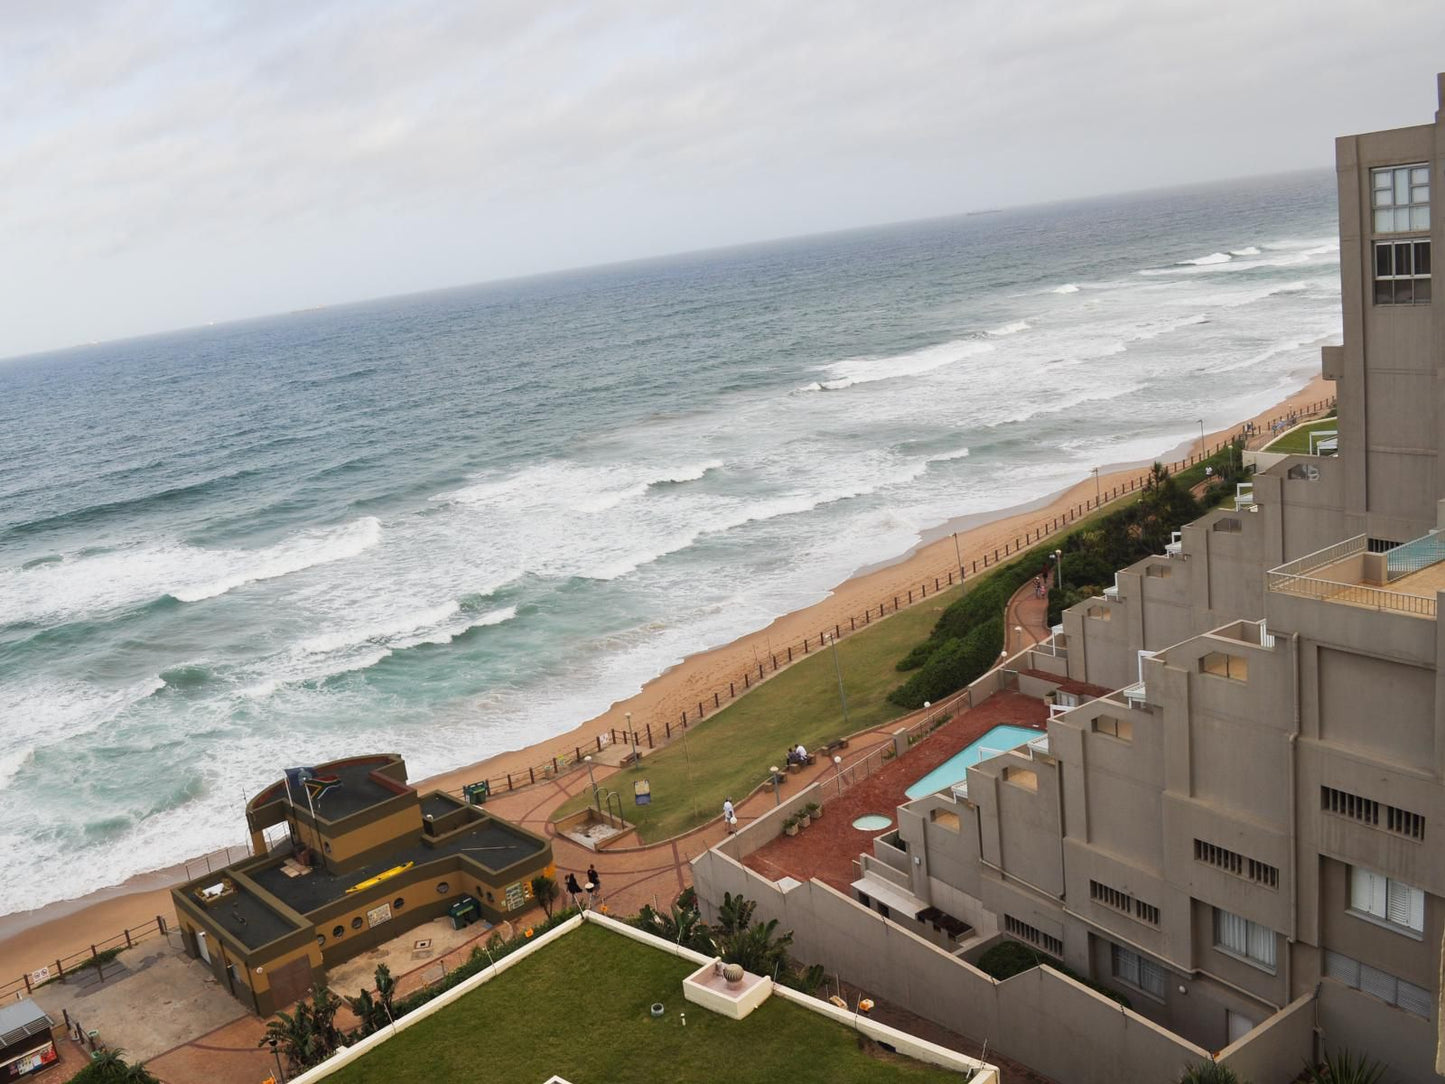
[744,691,1048,892]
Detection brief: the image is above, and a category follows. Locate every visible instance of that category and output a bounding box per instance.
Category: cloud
[2,0,1443,358]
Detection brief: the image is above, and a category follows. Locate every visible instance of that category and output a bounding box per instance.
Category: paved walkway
[1005,568,1053,656]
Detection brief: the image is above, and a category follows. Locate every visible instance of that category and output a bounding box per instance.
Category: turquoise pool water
[905,724,1044,800]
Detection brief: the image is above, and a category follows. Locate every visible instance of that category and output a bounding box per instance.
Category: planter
[797,814,811,829]
[784,822,799,837]
[650,1003,665,1017]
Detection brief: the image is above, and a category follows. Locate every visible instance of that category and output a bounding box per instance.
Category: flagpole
[281,771,298,852]
[304,778,326,870]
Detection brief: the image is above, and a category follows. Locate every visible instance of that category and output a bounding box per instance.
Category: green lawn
[1263,418,1338,455]
[553,581,966,842]
[326,922,964,1083]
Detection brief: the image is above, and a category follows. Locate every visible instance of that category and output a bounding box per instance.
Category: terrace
[311,916,994,1083]
[1266,533,1443,619]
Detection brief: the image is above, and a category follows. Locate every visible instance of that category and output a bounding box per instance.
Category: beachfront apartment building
[171,754,553,1015]
[693,72,1445,1083]
[878,73,1445,1077]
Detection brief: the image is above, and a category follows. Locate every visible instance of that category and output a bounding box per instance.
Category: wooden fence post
[646,724,654,748]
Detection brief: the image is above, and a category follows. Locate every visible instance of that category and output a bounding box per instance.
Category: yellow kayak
[344,861,414,894]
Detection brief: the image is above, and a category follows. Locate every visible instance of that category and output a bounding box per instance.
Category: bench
[619,752,641,767]
[822,739,850,755]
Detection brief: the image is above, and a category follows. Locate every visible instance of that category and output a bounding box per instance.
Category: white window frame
[1214,907,1276,972]
[1350,867,1425,936]
[1111,944,1166,999]
[1372,164,1431,234]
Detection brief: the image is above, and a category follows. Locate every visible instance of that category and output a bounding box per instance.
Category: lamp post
[1199,419,1206,458]
[769,767,781,807]
[1054,549,1064,596]
[834,754,844,797]
[1091,466,1100,507]
[826,633,850,729]
[952,531,963,578]
[584,755,596,791]
[626,711,637,766]
[267,1037,287,1083]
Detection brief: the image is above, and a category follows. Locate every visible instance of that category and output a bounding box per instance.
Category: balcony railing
[1269,534,1367,578]
[1266,571,1436,618]
[1386,531,1445,581]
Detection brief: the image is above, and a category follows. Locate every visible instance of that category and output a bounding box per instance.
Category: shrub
[888,618,1003,709]
[976,939,1130,1009]
[1177,1063,1246,1084]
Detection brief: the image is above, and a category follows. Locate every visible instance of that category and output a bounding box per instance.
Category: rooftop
[200,885,301,950]
[250,816,545,916]
[1267,533,1441,619]
[322,919,974,1083]
[249,755,410,826]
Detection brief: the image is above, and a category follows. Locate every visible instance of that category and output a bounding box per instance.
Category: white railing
[1265,572,1436,618]
[1268,534,1367,579]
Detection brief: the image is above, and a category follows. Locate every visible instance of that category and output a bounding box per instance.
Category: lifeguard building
[171,754,552,1015]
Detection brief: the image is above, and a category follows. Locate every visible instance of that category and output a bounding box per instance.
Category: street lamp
[769,766,781,807]
[1054,549,1064,596]
[833,754,844,797]
[826,633,849,729]
[267,1037,287,1083]
[1199,419,1206,458]
[952,531,964,578]
[626,711,637,765]
[1091,467,1100,507]
[584,755,596,791]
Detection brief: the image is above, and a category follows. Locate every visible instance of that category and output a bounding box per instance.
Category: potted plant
[805,801,822,821]
[797,810,811,829]
[783,815,799,837]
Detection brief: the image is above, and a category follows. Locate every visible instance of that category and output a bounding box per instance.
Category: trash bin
[447,896,480,930]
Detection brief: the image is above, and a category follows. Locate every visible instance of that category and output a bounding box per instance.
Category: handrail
[1267,534,1367,578]
[1266,571,1436,618]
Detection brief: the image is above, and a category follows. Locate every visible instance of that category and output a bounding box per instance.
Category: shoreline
[0,373,1331,978]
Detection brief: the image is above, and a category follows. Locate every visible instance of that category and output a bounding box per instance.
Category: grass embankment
[326,922,960,1084]
[1263,418,1338,455]
[552,580,966,843]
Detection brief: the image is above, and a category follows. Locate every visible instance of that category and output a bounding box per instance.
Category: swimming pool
[904,724,1044,800]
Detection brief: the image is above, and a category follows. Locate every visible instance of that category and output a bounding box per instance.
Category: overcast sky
[3,1,1443,360]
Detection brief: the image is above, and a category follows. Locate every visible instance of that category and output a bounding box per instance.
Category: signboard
[30,965,50,986]
[504,882,526,911]
[634,779,651,806]
[365,902,393,929]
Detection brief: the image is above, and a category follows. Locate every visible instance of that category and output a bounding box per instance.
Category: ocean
[0,169,1341,916]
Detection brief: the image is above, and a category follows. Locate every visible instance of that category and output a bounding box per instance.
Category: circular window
[393,897,405,911]
[351,917,363,930]
[315,934,326,947]
[436,882,450,895]
[332,925,345,938]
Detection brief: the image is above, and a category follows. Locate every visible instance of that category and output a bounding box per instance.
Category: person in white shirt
[722,797,737,833]
[794,743,808,763]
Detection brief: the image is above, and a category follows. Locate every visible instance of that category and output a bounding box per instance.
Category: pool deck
[743,690,1048,893]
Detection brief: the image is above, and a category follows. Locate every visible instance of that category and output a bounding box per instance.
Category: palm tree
[1176,1062,1246,1084]
[1302,1049,1388,1084]
[715,892,757,938]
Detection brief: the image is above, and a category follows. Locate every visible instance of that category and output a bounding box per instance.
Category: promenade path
[1005,567,1053,655]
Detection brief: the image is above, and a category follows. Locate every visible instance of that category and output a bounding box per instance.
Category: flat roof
[199,887,300,951]
[0,1000,52,1049]
[304,760,410,821]
[250,818,546,916]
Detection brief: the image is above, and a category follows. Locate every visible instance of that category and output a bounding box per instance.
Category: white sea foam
[1230,246,1262,256]
[1182,252,1232,265]
[171,517,382,603]
[816,339,994,389]
[929,447,971,463]
[988,320,1031,337]
[1050,283,1080,294]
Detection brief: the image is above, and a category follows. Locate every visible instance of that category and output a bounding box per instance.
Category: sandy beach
[0,373,1331,982]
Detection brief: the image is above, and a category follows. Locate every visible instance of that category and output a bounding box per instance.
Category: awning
[850,875,929,919]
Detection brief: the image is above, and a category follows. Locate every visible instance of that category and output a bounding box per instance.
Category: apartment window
[1002,766,1038,792]
[1214,908,1276,971]
[1372,164,1430,233]
[1212,517,1242,533]
[1112,944,1166,998]
[1350,867,1425,935]
[1145,563,1173,578]
[1286,464,1321,481]
[1324,950,1433,1018]
[1194,839,1280,889]
[1136,900,1161,925]
[1090,880,1160,926]
[1086,605,1112,621]
[1200,651,1248,681]
[1321,785,1425,841]
[1374,239,1432,304]
[1092,715,1133,742]
[1004,914,1063,956]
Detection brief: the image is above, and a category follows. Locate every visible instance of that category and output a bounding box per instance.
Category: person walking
[586,864,602,903]
[565,872,583,902]
[722,797,737,834]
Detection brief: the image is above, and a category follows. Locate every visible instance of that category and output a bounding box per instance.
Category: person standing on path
[587,864,601,902]
[722,797,737,834]
[565,872,583,904]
